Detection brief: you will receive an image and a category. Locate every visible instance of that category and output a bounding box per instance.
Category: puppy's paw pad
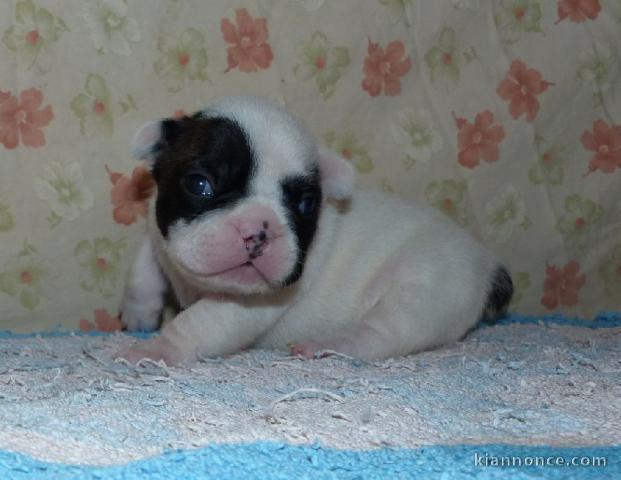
[290,340,327,359]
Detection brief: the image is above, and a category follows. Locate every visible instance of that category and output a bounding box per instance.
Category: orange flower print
[581,119,621,175]
[80,308,122,333]
[455,110,506,168]
[555,0,601,24]
[541,261,586,310]
[221,9,273,73]
[0,88,53,149]
[497,60,553,122]
[106,164,155,225]
[362,39,412,97]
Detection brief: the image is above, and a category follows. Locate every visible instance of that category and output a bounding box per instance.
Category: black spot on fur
[150,114,255,237]
[481,265,514,323]
[279,169,322,286]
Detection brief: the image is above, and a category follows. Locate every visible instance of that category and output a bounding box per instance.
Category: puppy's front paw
[115,336,186,366]
[120,299,161,332]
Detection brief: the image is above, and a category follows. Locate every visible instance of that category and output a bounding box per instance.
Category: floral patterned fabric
[0,0,619,332]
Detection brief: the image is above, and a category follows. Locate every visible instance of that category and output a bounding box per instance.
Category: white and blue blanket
[0,314,619,479]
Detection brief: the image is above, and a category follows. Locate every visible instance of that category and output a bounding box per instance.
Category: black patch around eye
[151,116,255,237]
[280,168,322,286]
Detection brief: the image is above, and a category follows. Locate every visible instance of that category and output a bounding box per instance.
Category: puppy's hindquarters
[120,236,168,331]
[290,234,504,360]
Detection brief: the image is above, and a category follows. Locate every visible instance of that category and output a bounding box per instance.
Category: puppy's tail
[481,265,514,324]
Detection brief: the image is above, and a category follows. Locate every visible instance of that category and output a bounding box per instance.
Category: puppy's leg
[291,297,413,360]
[116,299,281,365]
[292,251,489,360]
[120,237,167,331]
[292,253,418,360]
[292,294,467,360]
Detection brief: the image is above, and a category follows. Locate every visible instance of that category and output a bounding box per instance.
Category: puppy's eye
[297,193,317,216]
[183,174,213,197]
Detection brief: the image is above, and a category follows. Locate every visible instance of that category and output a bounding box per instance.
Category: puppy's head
[132,96,354,294]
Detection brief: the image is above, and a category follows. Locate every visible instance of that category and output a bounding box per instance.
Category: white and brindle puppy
[117,96,513,365]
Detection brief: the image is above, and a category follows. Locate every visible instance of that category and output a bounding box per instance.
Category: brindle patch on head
[151,114,255,237]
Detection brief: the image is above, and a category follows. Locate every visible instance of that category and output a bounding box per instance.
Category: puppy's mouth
[179,260,276,287]
[183,261,252,277]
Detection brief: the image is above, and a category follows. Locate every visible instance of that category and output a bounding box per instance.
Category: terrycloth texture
[0,314,619,475]
[1,0,621,335]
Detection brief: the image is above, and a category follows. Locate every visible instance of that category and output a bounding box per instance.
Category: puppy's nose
[233,204,282,260]
[244,229,268,259]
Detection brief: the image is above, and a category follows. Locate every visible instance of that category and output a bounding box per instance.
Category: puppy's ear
[131,119,181,165]
[317,147,355,200]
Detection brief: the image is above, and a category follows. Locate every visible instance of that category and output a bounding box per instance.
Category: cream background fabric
[0,0,620,332]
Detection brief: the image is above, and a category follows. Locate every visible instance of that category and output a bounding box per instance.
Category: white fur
[257,191,497,358]
[119,237,167,331]
[119,97,502,364]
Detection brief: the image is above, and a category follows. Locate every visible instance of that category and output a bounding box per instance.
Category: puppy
[118,96,513,365]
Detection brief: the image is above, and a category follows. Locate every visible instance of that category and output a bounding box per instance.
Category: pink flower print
[455,110,506,168]
[581,119,621,175]
[80,308,123,333]
[555,0,601,24]
[497,60,554,122]
[221,9,274,73]
[541,261,586,309]
[362,39,412,97]
[106,164,155,225]
[0,88,53,149]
